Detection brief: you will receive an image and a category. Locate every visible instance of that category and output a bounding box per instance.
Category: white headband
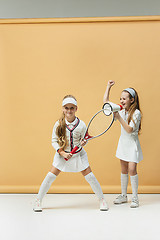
[124,88,136,98]
[62,97,77,106]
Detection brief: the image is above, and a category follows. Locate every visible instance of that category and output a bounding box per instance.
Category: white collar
[65,117,78,125]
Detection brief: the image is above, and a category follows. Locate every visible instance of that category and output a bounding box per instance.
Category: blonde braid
[56,95,77,149]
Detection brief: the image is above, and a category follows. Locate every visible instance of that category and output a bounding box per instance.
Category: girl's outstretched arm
[103,80,115,103]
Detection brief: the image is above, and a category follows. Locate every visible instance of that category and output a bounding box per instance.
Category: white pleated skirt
[52,149,90,172]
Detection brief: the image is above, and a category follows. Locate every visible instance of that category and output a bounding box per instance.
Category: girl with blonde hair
[33,95,108,211]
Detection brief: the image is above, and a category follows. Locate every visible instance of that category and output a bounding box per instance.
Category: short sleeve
[129,110,141,131]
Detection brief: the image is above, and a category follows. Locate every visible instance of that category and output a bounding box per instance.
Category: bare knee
[129,168,137,176]
[50,166,61,176]
[121,169,128,174]
[128,162,137,176]
[120,160,128,174]
[81,166,92,176]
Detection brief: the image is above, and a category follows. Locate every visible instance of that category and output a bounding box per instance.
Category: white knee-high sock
[130,174,138,198]
[85,172,104,200]
[37,172,56,201]
[121,173,128,196]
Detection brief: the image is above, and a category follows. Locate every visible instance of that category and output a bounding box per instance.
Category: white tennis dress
[116,109,143,163]
[52,117,89,172]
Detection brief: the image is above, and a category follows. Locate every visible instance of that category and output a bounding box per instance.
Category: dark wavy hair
[123,88,142,134]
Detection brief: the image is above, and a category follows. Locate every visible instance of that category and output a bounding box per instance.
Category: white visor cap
[62,97,77,106]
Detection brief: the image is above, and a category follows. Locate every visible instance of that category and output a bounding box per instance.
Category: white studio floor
[0,194,160,240]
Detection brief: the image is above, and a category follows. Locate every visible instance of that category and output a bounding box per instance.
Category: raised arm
[103,80,115,103]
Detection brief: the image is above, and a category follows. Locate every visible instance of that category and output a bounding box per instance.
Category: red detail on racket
[64,108,114,160]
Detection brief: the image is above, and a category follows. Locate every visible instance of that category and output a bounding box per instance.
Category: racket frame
[64,107,114,160]
[84,108,114,141]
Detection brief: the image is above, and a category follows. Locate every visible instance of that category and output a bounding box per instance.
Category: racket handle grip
[64,146,79,161]
[71,146,79,154]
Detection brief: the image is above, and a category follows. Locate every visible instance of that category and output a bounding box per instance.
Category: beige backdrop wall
[0,16,160,193]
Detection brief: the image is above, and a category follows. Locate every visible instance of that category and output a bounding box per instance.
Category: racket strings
[87,110,113,139]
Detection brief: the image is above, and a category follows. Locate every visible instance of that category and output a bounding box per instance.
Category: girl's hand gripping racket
[64,103,119,160]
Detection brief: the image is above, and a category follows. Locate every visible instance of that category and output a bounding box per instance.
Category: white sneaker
[100,198,109,211]
[130,196,139,208]
[33,198,42,212]
[113,194,128,204]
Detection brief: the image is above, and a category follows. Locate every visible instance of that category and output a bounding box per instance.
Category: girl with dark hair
[103,81,143,208]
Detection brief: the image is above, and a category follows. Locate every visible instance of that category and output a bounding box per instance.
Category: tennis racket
[64,105,114,160]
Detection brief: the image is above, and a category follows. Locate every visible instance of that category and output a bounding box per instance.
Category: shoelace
[35,199,41,207]
[116,195,123,199]
[100,199,107,208]
[102,199,106,206]
[132,197,138,203]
